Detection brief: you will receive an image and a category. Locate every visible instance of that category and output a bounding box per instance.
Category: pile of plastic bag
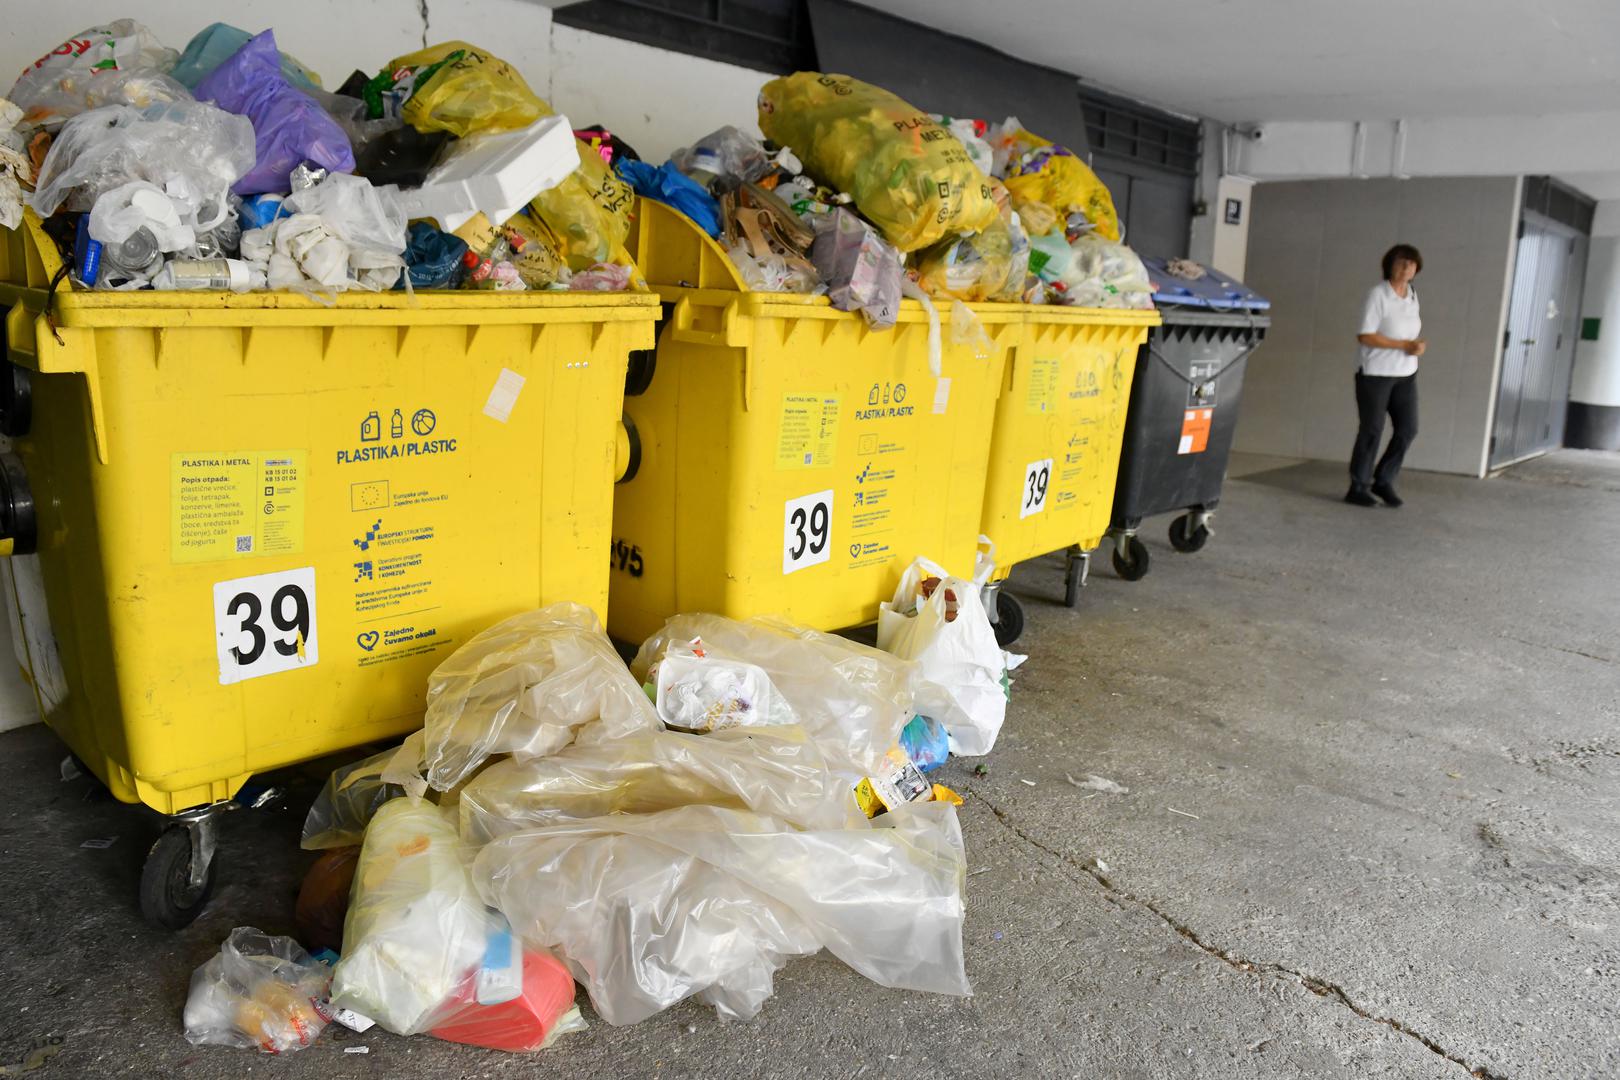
[185,593,1014,1055]
[7,21,642,294]
[620,70,1151,315]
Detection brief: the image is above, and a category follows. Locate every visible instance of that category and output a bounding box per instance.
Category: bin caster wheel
[1112,536,1151,581]
[992,591,1025,648]
[1168,514,1210,553]
[1063,549,1089,609]
[140,822,217,930]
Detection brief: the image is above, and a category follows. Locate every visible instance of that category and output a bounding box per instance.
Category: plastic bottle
[150,259,259,292]
[98,227,164,289]
[390,408,404,439]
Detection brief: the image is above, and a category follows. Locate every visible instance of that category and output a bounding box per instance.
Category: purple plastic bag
[195,30,354,195]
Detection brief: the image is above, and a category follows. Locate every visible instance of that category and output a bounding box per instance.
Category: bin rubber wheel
[140,826,215,930]
[1112,536,1151,581]
[1168,514,1210,554]
[992,591,1025,648]
[1064,560,1084,609]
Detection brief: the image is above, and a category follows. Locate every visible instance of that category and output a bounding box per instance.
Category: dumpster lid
[1142,257,1270,312]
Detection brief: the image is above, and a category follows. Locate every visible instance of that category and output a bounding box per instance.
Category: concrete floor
[1,451,1617,1079]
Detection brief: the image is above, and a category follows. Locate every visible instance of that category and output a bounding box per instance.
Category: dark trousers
[1349,372,1418,491]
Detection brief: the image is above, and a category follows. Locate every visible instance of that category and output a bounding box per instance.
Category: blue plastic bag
[195,30,354,195]
[172,23,323,94]
[397,222,468,290]
[900,715,950,773]
[616,159,721,238]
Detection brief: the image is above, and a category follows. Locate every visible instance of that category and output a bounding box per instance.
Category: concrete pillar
[1568,202,1620,449]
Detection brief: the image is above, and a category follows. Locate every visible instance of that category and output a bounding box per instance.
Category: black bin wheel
[1112,536,1151,581]
[140,826,215,930]
[1168,514,1210,554]
[1064,558,1084,609]
[992,590,1025,648]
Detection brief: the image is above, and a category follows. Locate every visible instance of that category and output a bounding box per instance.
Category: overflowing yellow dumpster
[609,199,1015,645]
[0,213,657,824]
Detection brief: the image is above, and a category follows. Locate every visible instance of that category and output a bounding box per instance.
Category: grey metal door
[1491,219,1587,467]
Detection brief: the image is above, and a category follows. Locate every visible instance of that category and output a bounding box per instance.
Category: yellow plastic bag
[373,42,550,138]
[758,72,997,253]
[910,218,1014,303]
[529,140,635,271]
[1001,129,1120,241]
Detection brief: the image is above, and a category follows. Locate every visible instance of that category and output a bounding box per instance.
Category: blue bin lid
[1142,256,1270,311]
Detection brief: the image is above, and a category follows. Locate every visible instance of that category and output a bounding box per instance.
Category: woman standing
[1347,244,1425,507]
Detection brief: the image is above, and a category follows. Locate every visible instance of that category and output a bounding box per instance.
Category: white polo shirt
[1358,282,1421,377]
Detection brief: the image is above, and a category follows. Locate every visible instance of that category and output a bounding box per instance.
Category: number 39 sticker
[214,567,319,684]
[1021,458,1052,518]
[783,489,833,574]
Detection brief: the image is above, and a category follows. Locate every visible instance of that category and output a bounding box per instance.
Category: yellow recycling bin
[610,199,1014,645]
[0,212,657,926]
[977,307,1160,641]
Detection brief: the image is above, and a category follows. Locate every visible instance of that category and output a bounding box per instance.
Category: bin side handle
[669,295,741,348]
[5,306,109,465]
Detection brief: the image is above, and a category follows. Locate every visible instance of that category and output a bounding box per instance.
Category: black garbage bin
[1106,259,1270,580]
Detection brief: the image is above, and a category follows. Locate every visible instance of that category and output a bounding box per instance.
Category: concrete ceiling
[878,0,1620,123]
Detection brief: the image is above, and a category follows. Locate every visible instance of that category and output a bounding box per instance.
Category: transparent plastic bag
[911,217,1014,303]
[182,927,332,1054]
[367,42,549,138]
[458,725,857,846]
[811,207,902,328]
[9,20,183,128]
[670,125,772,184]
[194,30,355,195]
[877,557,1008,757]
[415,604,661,794]
[29,101,255,217]
[758,72,997,253]
[634,614,916,777]
[650,641,798,732]
[329,799,501,1035]
[725,242,817,293]
[284,172,407,290]
[474,802,969,1025]
[300,745,409,849]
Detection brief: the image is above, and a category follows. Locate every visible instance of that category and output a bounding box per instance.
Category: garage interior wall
[1567,201,1620,449]
[1237,176,1521,476]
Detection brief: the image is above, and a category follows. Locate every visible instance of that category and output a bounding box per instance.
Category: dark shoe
[1344,487,1377,507]
[1371,482,1403,508]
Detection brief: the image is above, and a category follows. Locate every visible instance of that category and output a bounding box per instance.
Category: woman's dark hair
[1382,243,1423,280]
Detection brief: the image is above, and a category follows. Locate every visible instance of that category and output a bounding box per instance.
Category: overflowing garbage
[175,554,1020,1054]
[8,21,641,294]
[635,71,1154,314]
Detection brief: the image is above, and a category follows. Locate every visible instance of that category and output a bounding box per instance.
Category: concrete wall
[1570,203,1620,403]
[0,8,776,733]
[1238,176,1521,476]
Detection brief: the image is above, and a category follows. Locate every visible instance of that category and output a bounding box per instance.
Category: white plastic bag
[9,20,184,128]
[878,557,1007,757]
[650,639,797,733]
[633,614,916,777]
[284,173,408,291]
[182,927,332,1054]
[416,604,661,794]
[474,803,968,1025]
[87,181,195,251]
[30,102,254,219]
[458,724,857,845]
[328,799,500,1035]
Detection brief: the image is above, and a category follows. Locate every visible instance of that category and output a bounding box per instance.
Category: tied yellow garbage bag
[529,139,635,270]
[758,72,997,253]
[1001,128,1120,241]
[367,42,550,138]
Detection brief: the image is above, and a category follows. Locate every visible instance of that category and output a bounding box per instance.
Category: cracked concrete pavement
[0,450,1616,1078]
